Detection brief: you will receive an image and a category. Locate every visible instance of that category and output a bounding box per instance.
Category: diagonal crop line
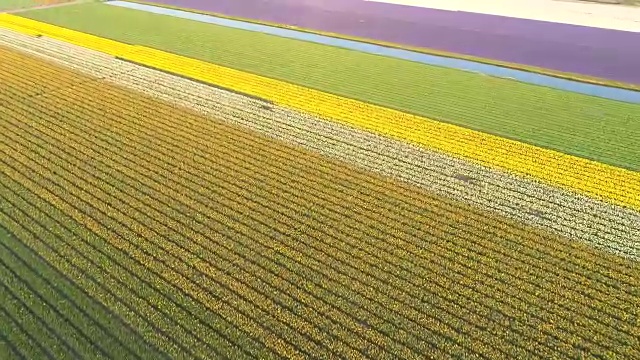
[0,222,160,359]
[115,56,274,105]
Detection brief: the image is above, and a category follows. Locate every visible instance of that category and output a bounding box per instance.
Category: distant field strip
[131,0,640,87]
[1,44,640,359]
[1,28,636,258]
[365,0,640,29]
[15,3,640,171]
[104,1,640,103]
[0,14,638,211]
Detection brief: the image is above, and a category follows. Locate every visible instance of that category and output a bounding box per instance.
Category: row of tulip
[1,84,635,360]
[0,85,485,358]
[0,15,637,211]
[1,30,635,260]
[2,45,639,358]
[128,46,640,209]
[0,52,458,358]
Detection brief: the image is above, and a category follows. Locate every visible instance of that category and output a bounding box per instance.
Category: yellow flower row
[1,14,638,211]
[0,14,126,56]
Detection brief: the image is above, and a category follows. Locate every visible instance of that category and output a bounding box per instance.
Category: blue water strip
[108,0,640,104]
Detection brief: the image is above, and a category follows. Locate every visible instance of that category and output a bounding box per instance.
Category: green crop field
[18,2,640,171]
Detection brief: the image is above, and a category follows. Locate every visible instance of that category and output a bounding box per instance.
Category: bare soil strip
[1,0,94,13]
[0,29,637,260]
[0,45,639,359]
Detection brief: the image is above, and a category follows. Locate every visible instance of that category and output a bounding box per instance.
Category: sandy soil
[367,0,640,31]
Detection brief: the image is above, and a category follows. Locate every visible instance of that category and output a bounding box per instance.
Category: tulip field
[1,24,640,360]
[17,1,640,171]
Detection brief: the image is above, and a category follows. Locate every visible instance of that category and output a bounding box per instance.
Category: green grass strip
[0,329,23,360]
[18,3,640,171]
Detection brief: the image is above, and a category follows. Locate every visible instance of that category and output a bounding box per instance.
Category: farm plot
[1,45,640,359]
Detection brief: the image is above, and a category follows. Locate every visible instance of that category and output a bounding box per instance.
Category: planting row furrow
[0,239,115,360]
[0,315,25,360]
[0,179,270,360]
[2,58,636,312]
[0,35,637,262]
[0,219,167,360]
[0,281,55,360]
[0,223,163,360]
[2,81,636,354]
[1,93,470,358]
[0,141,312,359]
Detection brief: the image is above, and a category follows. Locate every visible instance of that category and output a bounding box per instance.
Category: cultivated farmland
[19,2,640,170]
[1,29,637,257]
[1,40,640,360]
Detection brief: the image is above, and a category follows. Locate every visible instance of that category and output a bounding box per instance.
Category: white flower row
[1,29,638,260]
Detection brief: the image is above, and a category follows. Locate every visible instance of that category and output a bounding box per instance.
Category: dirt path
[2,0,96,13]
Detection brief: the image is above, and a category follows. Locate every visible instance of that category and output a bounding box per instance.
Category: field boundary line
[1,15,638,211]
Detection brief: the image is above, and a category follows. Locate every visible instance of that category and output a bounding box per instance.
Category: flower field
[2,27,637,256]
[17,2,640,171]
[1,22,640,359]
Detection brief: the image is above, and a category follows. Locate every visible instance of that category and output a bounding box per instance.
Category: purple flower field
[143,0,640,84]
